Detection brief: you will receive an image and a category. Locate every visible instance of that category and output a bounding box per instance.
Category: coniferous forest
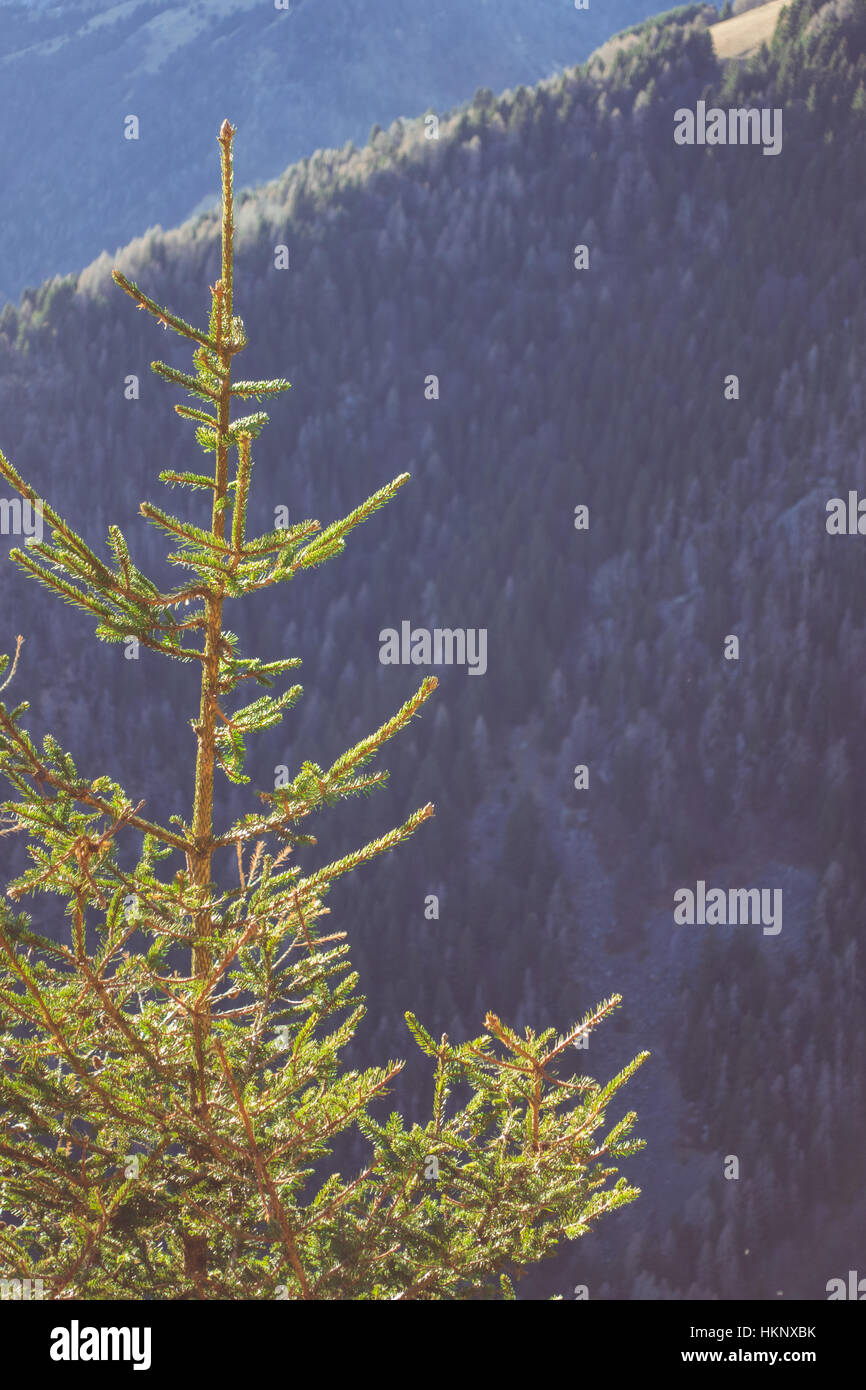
[0,0,664,308]
[1,0,866,1303]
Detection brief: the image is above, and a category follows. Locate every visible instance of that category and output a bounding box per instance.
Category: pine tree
[0,121,648,1300]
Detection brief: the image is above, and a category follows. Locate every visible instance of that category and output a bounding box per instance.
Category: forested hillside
[0,0,664,308]
[1,0,865,1297]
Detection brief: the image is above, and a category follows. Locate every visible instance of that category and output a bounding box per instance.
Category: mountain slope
[1,0,865,1299]
[0,0,666,308]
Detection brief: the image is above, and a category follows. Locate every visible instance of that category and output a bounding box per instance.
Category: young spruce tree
[0,122,647,1300]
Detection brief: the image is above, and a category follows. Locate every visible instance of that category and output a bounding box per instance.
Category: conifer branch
[213,1038,310,1298]
[159,471,219,493]
[174,404,220,428]
[0,934,163,1128]
[287,473,412,576]
[0,635,24,694]
[139,501,233,555]
[218,120,236,329]
[150,360,220,402]
[112,271,220,351]
[0,708,190,853]
[288,802,434,909]
[230,379,292,399]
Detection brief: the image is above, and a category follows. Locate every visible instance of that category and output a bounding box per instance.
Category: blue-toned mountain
[0,0,666,306]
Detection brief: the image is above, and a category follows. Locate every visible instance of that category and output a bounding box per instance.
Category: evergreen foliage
[3,0,861,1302]
[0,0,665,310]
[0,122,646,1299]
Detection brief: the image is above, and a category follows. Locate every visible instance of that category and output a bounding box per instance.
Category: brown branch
[213,1038,310,1298]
